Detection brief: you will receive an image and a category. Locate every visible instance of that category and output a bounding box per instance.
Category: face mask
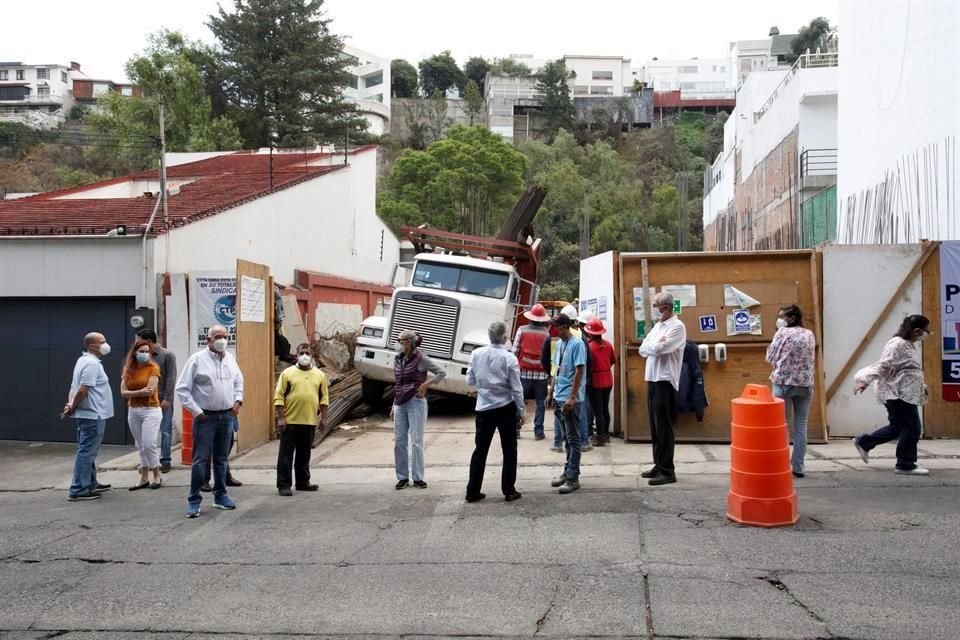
[394,342,406,353]
[298,354,312,367]
[776,318,788,329]
[652,308,663,322]
[917,331,930,342]
[212,338,228,353]
[136,352,150,364]
[98,343,111,356]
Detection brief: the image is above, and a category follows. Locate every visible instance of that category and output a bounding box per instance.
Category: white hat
[578,309,595,324]
[560,304,578,320]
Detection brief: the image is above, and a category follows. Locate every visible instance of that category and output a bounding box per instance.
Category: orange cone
[180,408,193,466]
[727,384,798,527]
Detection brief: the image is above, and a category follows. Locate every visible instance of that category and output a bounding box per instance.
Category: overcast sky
[1,0,839,81]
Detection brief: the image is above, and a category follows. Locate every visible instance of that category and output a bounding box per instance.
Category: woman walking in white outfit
[121,338,163,490]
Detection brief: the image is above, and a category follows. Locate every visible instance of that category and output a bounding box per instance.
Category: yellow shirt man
[273,346,329,495]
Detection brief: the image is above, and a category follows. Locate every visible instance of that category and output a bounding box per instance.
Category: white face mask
[776,318,788,329]
[297,354,312,367]
[917,331,930,342]
[652,308,663,322]
[394,342,406,353]
[98,342,111,356]
[212,338,228,353]
[136,352,150,363]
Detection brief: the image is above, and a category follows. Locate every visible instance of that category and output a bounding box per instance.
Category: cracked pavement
[1,411,959,639]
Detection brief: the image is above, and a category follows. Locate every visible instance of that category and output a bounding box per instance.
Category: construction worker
[512,304,552,440]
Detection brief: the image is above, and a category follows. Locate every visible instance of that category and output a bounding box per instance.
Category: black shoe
[534,433,545,441]
[128,482,149,492]
[95,483,111,491]
[792,471,805,478]
[296,484,319,491]
[504,492,522,502]
[278,487,293,497]
[550,473,568,488]
[149,479,163,490]
[160,463,171,473]
[465,492,486,503]
[226,476,243,487]
[395,479,409,490]
[200,483,213,492]
[68,493,101,501]
[648,473,677,486]
[413,480,428,489]
[640,467,659,479]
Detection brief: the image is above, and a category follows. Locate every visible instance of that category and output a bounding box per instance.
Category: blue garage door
[0,298,135,445]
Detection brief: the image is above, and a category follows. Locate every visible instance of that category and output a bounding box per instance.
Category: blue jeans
[188,412,233,505]
[773,384,812,474]
[557,403,582,481]
[580,395,592,444]
[69,418,105,497]
[553,410,564,448]
[521,377,547,436]
[159,402,174,465]
[394,397,427,482]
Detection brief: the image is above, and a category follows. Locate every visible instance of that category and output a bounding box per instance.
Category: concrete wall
[0,237,152,307]
[153,150,399,287]
[838,0,960,244]
[822,244,924,435]
[390,98,476,145]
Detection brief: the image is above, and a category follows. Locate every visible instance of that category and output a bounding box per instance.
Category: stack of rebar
[312,369,363,448]
[496,184,547,241]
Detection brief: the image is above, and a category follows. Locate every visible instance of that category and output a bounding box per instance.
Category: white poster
[189,271,237,349]
[662,284,697,307]
[240,276,266,323]
[633,287,657,321]
[940,242,960,400]
[724,284,761,309]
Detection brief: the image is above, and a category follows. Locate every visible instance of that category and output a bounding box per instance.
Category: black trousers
[858,399,921,470]
[467,404,518,497]
[277,424,316,488]
[588,386,613,440]
[647,381,678,475]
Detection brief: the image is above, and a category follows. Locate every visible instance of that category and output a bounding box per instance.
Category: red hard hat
[524,303,550,322]
[583,317,606,335]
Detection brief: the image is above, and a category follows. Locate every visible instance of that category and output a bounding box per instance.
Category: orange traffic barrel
[727,384,798,527]
[181,408,193,466]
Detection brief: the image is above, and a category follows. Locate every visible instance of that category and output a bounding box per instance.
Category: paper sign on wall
[699,315,718,333]
[727,312,762,336]
[724,285,761,309]
[662,284,697,307]
[939,242,960,400]
[239,276,266,323]
[633,287,656,321]
[598,296,608,321]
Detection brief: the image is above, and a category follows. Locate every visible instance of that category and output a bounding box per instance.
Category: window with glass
[36,68,49,80]
[61,71,68,83]
[363,71,383,88]
[573,85,589,95]
[412,262,510,299]
[592,70,613,80]
[0,70,7,80]
[16,70,25,80]
[590,86,613,95]
[680,65,698,74]
[37,86,50,99]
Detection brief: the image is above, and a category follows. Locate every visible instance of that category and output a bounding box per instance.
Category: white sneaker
[853,437,869,464]
[894,466,930,476]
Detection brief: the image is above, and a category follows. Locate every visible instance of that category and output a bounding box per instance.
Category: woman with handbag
[852,314,932,476]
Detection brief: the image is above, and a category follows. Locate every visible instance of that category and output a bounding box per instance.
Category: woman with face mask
[852,315,932,476]
[765,305,816,478]
[120,338,163,490]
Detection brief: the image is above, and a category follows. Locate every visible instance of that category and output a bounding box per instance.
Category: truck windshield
[412,262,510,299]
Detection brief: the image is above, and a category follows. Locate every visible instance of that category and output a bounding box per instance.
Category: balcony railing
[755,51,838,122]
[800,148,837,177]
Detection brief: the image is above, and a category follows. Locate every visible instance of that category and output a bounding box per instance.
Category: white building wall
[642,58,733,97]
[703,150,735,228]
[837,0,960,243]
[153,151,398,286]
[343,45,391,136]
[0,237,150,306]
[564,56,634,96]
[799,95,838,153]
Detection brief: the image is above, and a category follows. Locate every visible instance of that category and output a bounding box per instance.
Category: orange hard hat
[524,303,551,322]
[583,317,606,335]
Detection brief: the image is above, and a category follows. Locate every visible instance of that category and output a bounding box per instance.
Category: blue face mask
[136,352,150,364]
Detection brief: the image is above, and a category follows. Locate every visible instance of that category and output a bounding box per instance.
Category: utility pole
[580,193,591,259]
[159,102,169,274]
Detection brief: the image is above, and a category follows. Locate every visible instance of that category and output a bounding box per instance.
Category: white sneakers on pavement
[895,466,930,476]
[853,437,869,464]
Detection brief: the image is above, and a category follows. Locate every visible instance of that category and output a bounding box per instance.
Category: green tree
[391,59,418,98]
[462,80,484,126]
[403,93,448,150]
[490,58,532,77]
[463,57,490,94]
[208,0,367,148]
[86,31,243,174]
[534,59,575,143]
[789,17,833,62]
[379,124,526,236]
[704,111,729,162]
[418,51,466,97]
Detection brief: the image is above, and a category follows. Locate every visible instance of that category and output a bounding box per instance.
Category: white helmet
[578,309,595,324]
[561,304,578,320]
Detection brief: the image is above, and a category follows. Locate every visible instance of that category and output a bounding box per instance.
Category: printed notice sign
[699,315,718,333]
[239,276,266,323]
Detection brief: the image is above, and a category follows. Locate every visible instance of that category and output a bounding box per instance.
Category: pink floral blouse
[854,337,927,406]
[766,326,816,388]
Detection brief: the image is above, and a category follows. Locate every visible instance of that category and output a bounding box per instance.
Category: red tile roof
[0,146,377,236]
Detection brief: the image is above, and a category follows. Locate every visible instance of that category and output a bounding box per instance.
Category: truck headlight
[461,343,482,354]
[361,326,384,338]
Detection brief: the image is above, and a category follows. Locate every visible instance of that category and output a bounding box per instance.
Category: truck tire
[361,377,387,407]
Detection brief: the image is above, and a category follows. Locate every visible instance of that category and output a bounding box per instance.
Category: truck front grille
[389,294,459,359]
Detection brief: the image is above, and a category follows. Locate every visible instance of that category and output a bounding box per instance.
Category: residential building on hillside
[702,52,838,251]
[563,55,642,97]
[342,45,391,136]
[641,57,733,99]
[728,27,799,88]
[837,0,959,244]
[0,61,76,129]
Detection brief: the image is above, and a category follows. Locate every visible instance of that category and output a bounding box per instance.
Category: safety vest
[516,326,549,372]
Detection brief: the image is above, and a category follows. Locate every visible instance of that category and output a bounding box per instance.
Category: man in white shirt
[176,325,244,518]
[465,321,525,503]
[638,292,686,486]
